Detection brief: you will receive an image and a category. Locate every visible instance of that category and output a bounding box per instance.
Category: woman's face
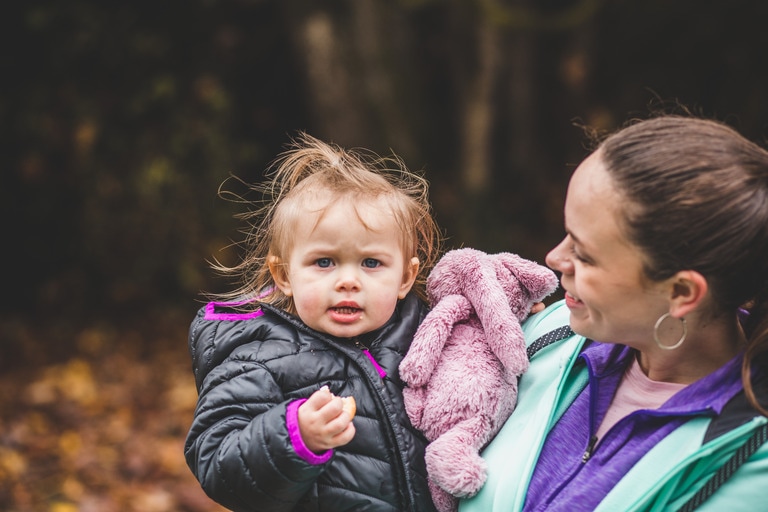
[545,151,669,347]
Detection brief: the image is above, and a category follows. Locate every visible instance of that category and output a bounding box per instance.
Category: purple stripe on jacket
[523,342,744,512]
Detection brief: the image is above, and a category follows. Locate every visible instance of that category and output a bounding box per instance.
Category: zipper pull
[582,435,598,463]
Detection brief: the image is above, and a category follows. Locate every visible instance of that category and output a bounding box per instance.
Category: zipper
[582,435,598,463]
[263,303,417,507]
[352,336,367,349]
[584,353,600,464]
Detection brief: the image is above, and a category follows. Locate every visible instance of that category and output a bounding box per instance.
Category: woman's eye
[569,245,588,263]
[316,258,333,268]
[362,258,380,269]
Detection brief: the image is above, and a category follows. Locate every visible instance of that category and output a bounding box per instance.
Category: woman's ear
[268,256,292,296]
[669,270,708,318]
[398,257,420,299]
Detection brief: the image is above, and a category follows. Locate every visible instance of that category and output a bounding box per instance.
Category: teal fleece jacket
[460,300,768,512]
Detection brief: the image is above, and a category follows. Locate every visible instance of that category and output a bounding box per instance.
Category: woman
[460,116,768,511]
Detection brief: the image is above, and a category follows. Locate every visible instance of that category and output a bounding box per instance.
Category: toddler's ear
[398,257,420,299]
[268,256,292,296]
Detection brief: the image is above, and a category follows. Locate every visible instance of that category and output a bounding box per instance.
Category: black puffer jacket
[184,292,437,512]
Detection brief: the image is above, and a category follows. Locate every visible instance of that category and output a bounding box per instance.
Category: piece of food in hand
[341,396,356,419]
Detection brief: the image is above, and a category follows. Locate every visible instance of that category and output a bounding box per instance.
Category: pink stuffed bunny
[399,248,558,512]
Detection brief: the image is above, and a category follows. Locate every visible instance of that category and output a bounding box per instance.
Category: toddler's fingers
[303,387,353,426]
[330,421,356,448]
[298,391,355,451]
[318,394,348,422]
[303,385,334,412]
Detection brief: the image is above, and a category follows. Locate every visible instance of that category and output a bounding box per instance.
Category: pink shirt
[596,357,687,440]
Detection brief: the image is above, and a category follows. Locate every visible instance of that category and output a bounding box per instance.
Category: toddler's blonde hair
[212,132,442,312]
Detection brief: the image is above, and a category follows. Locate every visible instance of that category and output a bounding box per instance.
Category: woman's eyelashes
[569,243,590,263]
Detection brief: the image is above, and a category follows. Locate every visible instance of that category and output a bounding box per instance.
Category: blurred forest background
[2,1,768,511]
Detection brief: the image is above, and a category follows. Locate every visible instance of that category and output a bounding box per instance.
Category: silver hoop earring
[653,312,687,350]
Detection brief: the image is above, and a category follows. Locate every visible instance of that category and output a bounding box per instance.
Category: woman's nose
[546,237,573,275]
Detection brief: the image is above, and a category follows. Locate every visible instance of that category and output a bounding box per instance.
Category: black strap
[527,325,575,360]
[528,325,768,510]
[703,371,768,443]
[676,422,768,511]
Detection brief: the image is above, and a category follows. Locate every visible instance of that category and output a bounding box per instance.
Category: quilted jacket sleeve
[184,315,331,511]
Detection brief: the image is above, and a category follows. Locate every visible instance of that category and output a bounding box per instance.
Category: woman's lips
[564,291,583,308]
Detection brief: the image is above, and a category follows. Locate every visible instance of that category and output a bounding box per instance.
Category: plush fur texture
[399,248,558,512]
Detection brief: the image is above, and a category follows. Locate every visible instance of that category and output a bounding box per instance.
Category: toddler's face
[271,197,419,339]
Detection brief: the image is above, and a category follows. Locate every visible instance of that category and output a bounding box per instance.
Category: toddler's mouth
[328,303,364,324]
[332,306,361,314]
[331,300,362,314]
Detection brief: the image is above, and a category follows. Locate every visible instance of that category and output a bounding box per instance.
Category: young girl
[184,133,442,512]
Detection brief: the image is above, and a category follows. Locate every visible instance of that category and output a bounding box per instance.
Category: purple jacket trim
[523,342,744,512]
[204,300,264,321]
[286,398,333,465]
[362,349,387,378]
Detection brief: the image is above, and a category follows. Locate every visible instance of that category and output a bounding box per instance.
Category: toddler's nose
[336,266,361,291]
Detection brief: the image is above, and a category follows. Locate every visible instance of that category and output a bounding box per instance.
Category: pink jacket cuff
[286,398,334,465]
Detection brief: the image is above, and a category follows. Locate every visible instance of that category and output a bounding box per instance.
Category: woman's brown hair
[599,115,768,415]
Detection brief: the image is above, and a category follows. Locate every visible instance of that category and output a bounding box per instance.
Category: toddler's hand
[530,302,545,315]
[298,386,356,453]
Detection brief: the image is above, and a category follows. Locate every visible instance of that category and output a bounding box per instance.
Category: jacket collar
[259,292,425,351]
[581,341,744,416]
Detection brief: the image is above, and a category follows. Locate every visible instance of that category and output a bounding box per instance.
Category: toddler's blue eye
[362,258,380,268]
[316,258,332,268]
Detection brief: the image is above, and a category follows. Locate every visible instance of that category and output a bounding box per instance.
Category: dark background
[2,1,768,510]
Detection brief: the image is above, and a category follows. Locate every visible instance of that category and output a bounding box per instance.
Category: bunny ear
[497,252,559,303]
[461,255,529,375]
[399,294,472,387]
[426,248,481,303]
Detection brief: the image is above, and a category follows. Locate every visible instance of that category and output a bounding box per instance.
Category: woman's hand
[298,386,356,453]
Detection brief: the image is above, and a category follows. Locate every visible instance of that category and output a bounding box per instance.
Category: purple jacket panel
[523,341,744,512]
